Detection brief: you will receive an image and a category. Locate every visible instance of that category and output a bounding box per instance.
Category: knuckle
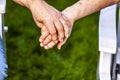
[51,30,56,35]
[44,40,49,44]
[57,26,63,31]
[47,36,51,40]
[37,23,42,28]
[53,12,57,17]
[53,36,57,41]
[48,44,52,48]
[45,15,51,20]
[44,18,52,23]
[60,35,64,38]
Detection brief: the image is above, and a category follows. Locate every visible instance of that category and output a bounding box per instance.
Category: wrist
[66,2,84,21]
[71,1,85,20]
[62,6,79,23]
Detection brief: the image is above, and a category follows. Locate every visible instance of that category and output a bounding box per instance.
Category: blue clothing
[0,37,7,80]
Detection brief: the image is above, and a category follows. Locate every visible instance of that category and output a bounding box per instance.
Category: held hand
[13,0,77,50]
[57,8,75,49]
[39,7,75,49]
[39,27,55,49]
[28,0,69,43]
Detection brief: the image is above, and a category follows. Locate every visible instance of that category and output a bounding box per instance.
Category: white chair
[98,3,120,80]
[0,0,7,39]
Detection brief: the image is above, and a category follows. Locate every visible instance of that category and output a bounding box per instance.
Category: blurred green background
[5,0,99,80]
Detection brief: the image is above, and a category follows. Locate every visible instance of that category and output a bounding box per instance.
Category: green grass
[5,0,99,80]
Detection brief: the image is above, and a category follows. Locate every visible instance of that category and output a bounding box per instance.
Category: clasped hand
[29,0,74,50]
[13,0,120,50]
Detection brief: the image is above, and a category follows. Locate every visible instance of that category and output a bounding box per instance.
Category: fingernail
[66,35,69,38]
[40,39,43,42]
[55,40,58,43]
[58,47,61,50]
[41,32,44,35]
[44,46,48,49]
[40,43,44,47]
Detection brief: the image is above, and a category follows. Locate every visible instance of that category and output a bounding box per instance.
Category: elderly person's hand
[29,0,70,43]
[39,7,75,50]
[13,0,69,44]
[13,0,120,50]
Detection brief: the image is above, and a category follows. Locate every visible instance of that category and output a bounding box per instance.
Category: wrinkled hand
[40,7,76,50]
[57,7,75,49]
[28,0,69,43]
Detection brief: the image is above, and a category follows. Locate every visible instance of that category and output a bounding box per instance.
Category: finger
[42,35,52,45]
[39,29,49,42]
[45,21,58,43]
[41,26,46,34]
[57,37,68,50]
[38,25,51,43]
[60,15,70,38]
[40,42,44,47]
[45,41,56,49]
[44,46,49,50]
[54,20,64,42]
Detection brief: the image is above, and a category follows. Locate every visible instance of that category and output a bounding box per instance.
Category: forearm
[12,0,44,9]
[13,0,29,7]
[71,0,120,21]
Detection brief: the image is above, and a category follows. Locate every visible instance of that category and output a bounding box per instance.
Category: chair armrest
[0,0,6,13]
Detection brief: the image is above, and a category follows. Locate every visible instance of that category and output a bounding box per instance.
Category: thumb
[57,38,67,50]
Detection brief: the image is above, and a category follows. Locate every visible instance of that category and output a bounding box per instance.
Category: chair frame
[98,4,120,80]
